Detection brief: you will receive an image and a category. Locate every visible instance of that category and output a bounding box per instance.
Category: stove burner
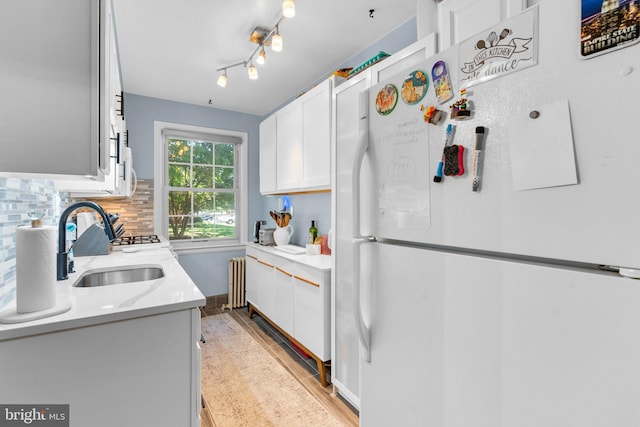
[112,235,161,246]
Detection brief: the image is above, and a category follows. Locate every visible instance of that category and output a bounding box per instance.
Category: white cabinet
[293,263,330,360]
[0,308,202,427]
[274,262,295,336]
[260,77,337,195]
[275,101,303,191]
[53,0,134,197]
[437,0,530,50]
[300,81,331,189]
[259,114,277,194]
[246,244,331,385]
[0,0,123,183]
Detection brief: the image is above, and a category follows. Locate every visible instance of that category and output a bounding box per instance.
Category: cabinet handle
[294,275,320,287]
[247,254,258,261]
[276,267,292,277]
[258,260,274,268]
[115,90,125,117]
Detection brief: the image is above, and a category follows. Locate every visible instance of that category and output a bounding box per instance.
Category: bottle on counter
[308,220,318,244]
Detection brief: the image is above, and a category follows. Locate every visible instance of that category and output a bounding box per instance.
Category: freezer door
[360,243,640,426]
[366,0,640,269]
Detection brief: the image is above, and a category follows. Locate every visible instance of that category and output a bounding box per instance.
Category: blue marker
[434,124,455,183]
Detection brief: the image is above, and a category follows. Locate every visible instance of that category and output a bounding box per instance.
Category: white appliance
[343,2,640,426]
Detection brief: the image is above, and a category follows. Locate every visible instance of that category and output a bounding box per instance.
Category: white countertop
[246,243,332,271]
[0,248,206,341]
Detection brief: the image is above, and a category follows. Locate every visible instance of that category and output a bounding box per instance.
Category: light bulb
[257,48,266,65]
[282,0,295,18]
[272,33,283,52]
[217,72,228,87]
[248,64,258,80]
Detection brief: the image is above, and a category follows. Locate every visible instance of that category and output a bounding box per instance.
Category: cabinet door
[276,102,303,191]
[245,253,260,308]
[437,0,529,50]
[256,256,277,320]
[293,265,330,361]
[300,79,331,189]
[371,34,437,84]
[0,0,101,176]
[259,114,278,194]
[274,263,294,336]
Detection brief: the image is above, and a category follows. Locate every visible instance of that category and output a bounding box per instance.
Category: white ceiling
[111,0,417,116]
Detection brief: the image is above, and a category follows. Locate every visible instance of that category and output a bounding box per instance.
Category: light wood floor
[200,307,359,427]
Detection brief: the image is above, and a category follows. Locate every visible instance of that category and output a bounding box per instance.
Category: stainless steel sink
[73,265,164,287]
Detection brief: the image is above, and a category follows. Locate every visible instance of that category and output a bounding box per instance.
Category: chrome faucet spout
[57,201,116,280]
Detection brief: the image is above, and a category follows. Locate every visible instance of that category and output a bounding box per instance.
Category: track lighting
[257,47,266,65]
[217,69,228,87]
[248,63,258,80]
[282,0,295,18]
[271,26,283,52]
[215,2,294,87]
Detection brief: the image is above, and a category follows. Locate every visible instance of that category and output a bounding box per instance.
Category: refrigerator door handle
[353,236,373,362]
[352,90,369,239]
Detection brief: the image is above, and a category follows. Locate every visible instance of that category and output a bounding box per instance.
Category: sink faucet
[57,201,116,280]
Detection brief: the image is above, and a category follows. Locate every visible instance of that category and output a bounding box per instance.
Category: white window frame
[154,121,248,254]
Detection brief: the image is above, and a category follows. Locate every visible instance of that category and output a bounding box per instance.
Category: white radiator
[222,257,246,310]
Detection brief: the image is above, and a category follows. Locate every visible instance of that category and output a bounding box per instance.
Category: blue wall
[120,17,417,297]
[124,94,262,297]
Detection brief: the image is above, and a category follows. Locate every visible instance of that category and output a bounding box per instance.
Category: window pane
[193,141,213,165]
[215,143,234,166]
[192,165,213,188]
[168,215,191,240]
[168,139,190,163]
[194,192,214,219]
[168,164,190,187]
[215,166,234,189]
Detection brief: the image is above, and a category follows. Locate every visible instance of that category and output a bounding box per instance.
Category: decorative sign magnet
[421,105,443,125]
[581,0,640,58]
[375,84,398,115]
[431,61,453,104]
[450,89,471,120]
[401,70,428,105]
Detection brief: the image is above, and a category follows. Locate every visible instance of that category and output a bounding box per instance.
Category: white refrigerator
[345,2,640,426]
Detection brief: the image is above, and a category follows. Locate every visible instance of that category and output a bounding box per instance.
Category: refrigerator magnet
[375,84,398,115]
[401,70,428,105]
[432,61,454,104]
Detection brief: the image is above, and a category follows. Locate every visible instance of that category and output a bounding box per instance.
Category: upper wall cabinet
[0,0,117,180]
[438,0,530,50]
[260,77,338,195]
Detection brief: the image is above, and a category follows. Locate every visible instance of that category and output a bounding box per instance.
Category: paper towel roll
[16,225,57,314]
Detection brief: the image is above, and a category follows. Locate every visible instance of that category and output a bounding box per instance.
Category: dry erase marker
[471,126,485,191]
[434,124,455,183]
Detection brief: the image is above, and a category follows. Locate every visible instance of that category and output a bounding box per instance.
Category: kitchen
[2,0,640,426]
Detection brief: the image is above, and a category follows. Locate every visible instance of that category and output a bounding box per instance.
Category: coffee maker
[253,220,266,243]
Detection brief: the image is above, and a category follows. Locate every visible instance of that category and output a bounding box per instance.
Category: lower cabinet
[0,308,202,426]
[246,245,331,385]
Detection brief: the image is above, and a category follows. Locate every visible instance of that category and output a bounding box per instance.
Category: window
[154,122,247,252]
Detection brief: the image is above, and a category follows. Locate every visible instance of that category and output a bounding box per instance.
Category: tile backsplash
[0,177,62,309]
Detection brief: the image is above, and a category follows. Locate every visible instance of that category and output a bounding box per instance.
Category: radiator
[222,257,246,310]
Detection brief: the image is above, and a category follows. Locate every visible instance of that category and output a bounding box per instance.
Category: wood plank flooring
[200,307,359,427]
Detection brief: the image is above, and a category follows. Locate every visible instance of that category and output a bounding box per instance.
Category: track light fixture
[217,69,228,87]
[282,0,295,18]
[271,26,283,52]
[257,46,266,65]
[215,0,294,87]
[248,62,258,80]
